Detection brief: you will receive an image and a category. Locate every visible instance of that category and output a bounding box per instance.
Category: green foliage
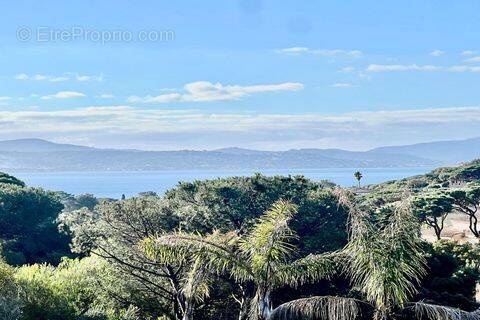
[413,192,454,221]
[0,172,25,187]
[59,175,348,319]
[15,256,138,320]
[3,171,480,319]
[364,159,480,206]
[165,174,349,254]
[354,171,363,187]
[0,183,71,265]
[446,184,480,237]
[342,193,427,319]
[58,196,184,319]
[55,192,101,212]
[417,241,480,311]
[412,192,454,239]
[0,259,22,320]
[143,200,343,320]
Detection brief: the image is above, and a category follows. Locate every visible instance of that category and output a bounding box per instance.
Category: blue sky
[1,1,480,150]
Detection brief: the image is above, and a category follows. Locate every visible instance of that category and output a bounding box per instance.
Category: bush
[0,260,22,320]
[416,241,480,311]
[0,183,71,265]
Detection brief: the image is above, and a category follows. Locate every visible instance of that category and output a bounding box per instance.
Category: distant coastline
[0,137,479,172]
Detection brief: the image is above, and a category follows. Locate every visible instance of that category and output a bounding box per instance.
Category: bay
[7,167,434,198]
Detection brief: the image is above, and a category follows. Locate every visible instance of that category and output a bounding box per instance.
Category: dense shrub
[0,260,22,320]
[417,241,480,311]
[0,183,71,265]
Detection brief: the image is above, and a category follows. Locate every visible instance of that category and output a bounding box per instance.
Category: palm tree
[354,171,363,188]
[337,189,480,320]
[180,258,212,320]
[142,200,360,320]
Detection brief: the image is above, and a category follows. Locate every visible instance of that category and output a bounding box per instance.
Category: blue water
[8,167,434,199]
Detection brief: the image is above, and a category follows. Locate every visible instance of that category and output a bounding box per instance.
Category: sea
[6,167,435,199]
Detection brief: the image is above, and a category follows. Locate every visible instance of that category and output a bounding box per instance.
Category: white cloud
[430,50,444,57]
[99,94,115,99]
[277,47,362,57]
[128,93,182,104]
[14,74,29,80]
[462,50,478,56]
[49,76,70,82]
[0,96,11,106]
[463,56,480,63]
[338,67,355,73]
[332,83,354,88]
[366,64,442,72]
[278,47,309,54]
[41,91,86,100]
[76,74,104,82]
[128,81,304,104]
[366,64,480,73]
[14,73,103,82]
[0,106,479,150]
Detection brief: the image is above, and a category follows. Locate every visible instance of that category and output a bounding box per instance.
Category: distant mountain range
[0,138,479,171]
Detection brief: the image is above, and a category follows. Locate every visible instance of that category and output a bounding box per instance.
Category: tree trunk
[426,217,441,240]
[469,213,480,237]
[235,283,254,320]
[237,296,252,320]
[373,307,390,320]
[258,291,272,320]
[182,301,193,320]
[434,225,442,240]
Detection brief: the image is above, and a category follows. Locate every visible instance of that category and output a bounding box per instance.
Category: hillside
[0,139,436,171]
[0,139,94,152]
[0,137,478,171]
[371,137,480,163]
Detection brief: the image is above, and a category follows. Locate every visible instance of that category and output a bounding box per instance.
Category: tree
[0,172,25,187]
[142,200,358,320]
[164,175,349,255]
[58,196,189,320]
[447,184,480,237]
[0,183,70,265]
[418,240,480,311]
[61,175,350,319]
[354,171,363,188]
[339,189,480,320]
[413,192,454,240]
[15,256,141,320]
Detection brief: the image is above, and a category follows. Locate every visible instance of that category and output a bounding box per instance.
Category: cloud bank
[15,73,103,82]
[128,81,304,103]
[277,47,362,57]
[41,91,86,100]
[366,64,480,73]
[0,105,479,150]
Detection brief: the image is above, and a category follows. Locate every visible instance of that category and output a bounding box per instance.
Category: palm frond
[274,252,343,288]
[240,200,298,273]
[270,296,363,320]
[410,302,480,320]
[182,257,211,303]
[141,230,254,282]
[344,197,426,313]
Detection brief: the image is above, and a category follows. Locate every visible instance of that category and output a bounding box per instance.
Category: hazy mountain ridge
[370,137,480,163]
[0,138,478,171]
[0,138,96,152]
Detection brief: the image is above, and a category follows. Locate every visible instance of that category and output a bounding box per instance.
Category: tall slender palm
[338,189,480,320]
[142,200,360,320]
[354,171,363,188]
